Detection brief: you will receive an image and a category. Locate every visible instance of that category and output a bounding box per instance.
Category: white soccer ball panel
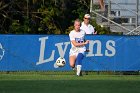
[56,57,66,67]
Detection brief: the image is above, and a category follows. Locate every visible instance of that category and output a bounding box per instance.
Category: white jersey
[80,22,95,34]
[69,29,86,56]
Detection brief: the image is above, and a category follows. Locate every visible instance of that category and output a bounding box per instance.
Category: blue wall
[0,35,140,71]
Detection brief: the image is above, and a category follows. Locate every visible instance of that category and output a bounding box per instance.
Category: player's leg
[69,55,76,70]
[76,53,84,76]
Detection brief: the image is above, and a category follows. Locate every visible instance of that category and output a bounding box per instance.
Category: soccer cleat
[72,67,77,71]
[77,71,83,76]
[76,65,82,76]
[71,65,77,70]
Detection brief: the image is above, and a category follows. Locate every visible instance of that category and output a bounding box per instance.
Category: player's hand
[94,31,97,34]
[85,49,90,52]
[85,40,90,44]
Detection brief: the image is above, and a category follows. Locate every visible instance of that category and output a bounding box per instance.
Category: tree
[0,0,120,35]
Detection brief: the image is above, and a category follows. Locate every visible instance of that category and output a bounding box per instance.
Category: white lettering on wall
[36,37,55,65]
[86,40,103,57]
[0,43,5,61]
[36,36,116,65]
[105,40,116,57]
[55,42,70,58]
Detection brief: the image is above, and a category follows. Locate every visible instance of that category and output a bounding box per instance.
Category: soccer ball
[56,57,66,67]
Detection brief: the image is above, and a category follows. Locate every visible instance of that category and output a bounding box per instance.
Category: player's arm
[92,26,97,34]
[71,40,89,47]
[93,30,97,34]
[84,39,90,52]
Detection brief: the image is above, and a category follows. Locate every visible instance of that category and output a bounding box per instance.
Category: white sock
[76,65,82,76]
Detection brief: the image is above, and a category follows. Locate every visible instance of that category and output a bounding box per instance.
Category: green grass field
[0,72,140,93]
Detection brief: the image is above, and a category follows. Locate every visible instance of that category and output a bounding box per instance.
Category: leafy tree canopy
[0,0,120,35]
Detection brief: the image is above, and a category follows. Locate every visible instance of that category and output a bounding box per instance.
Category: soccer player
[69,19,89,76]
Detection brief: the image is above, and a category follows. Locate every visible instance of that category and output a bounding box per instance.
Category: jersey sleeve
[69,31,75,41]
